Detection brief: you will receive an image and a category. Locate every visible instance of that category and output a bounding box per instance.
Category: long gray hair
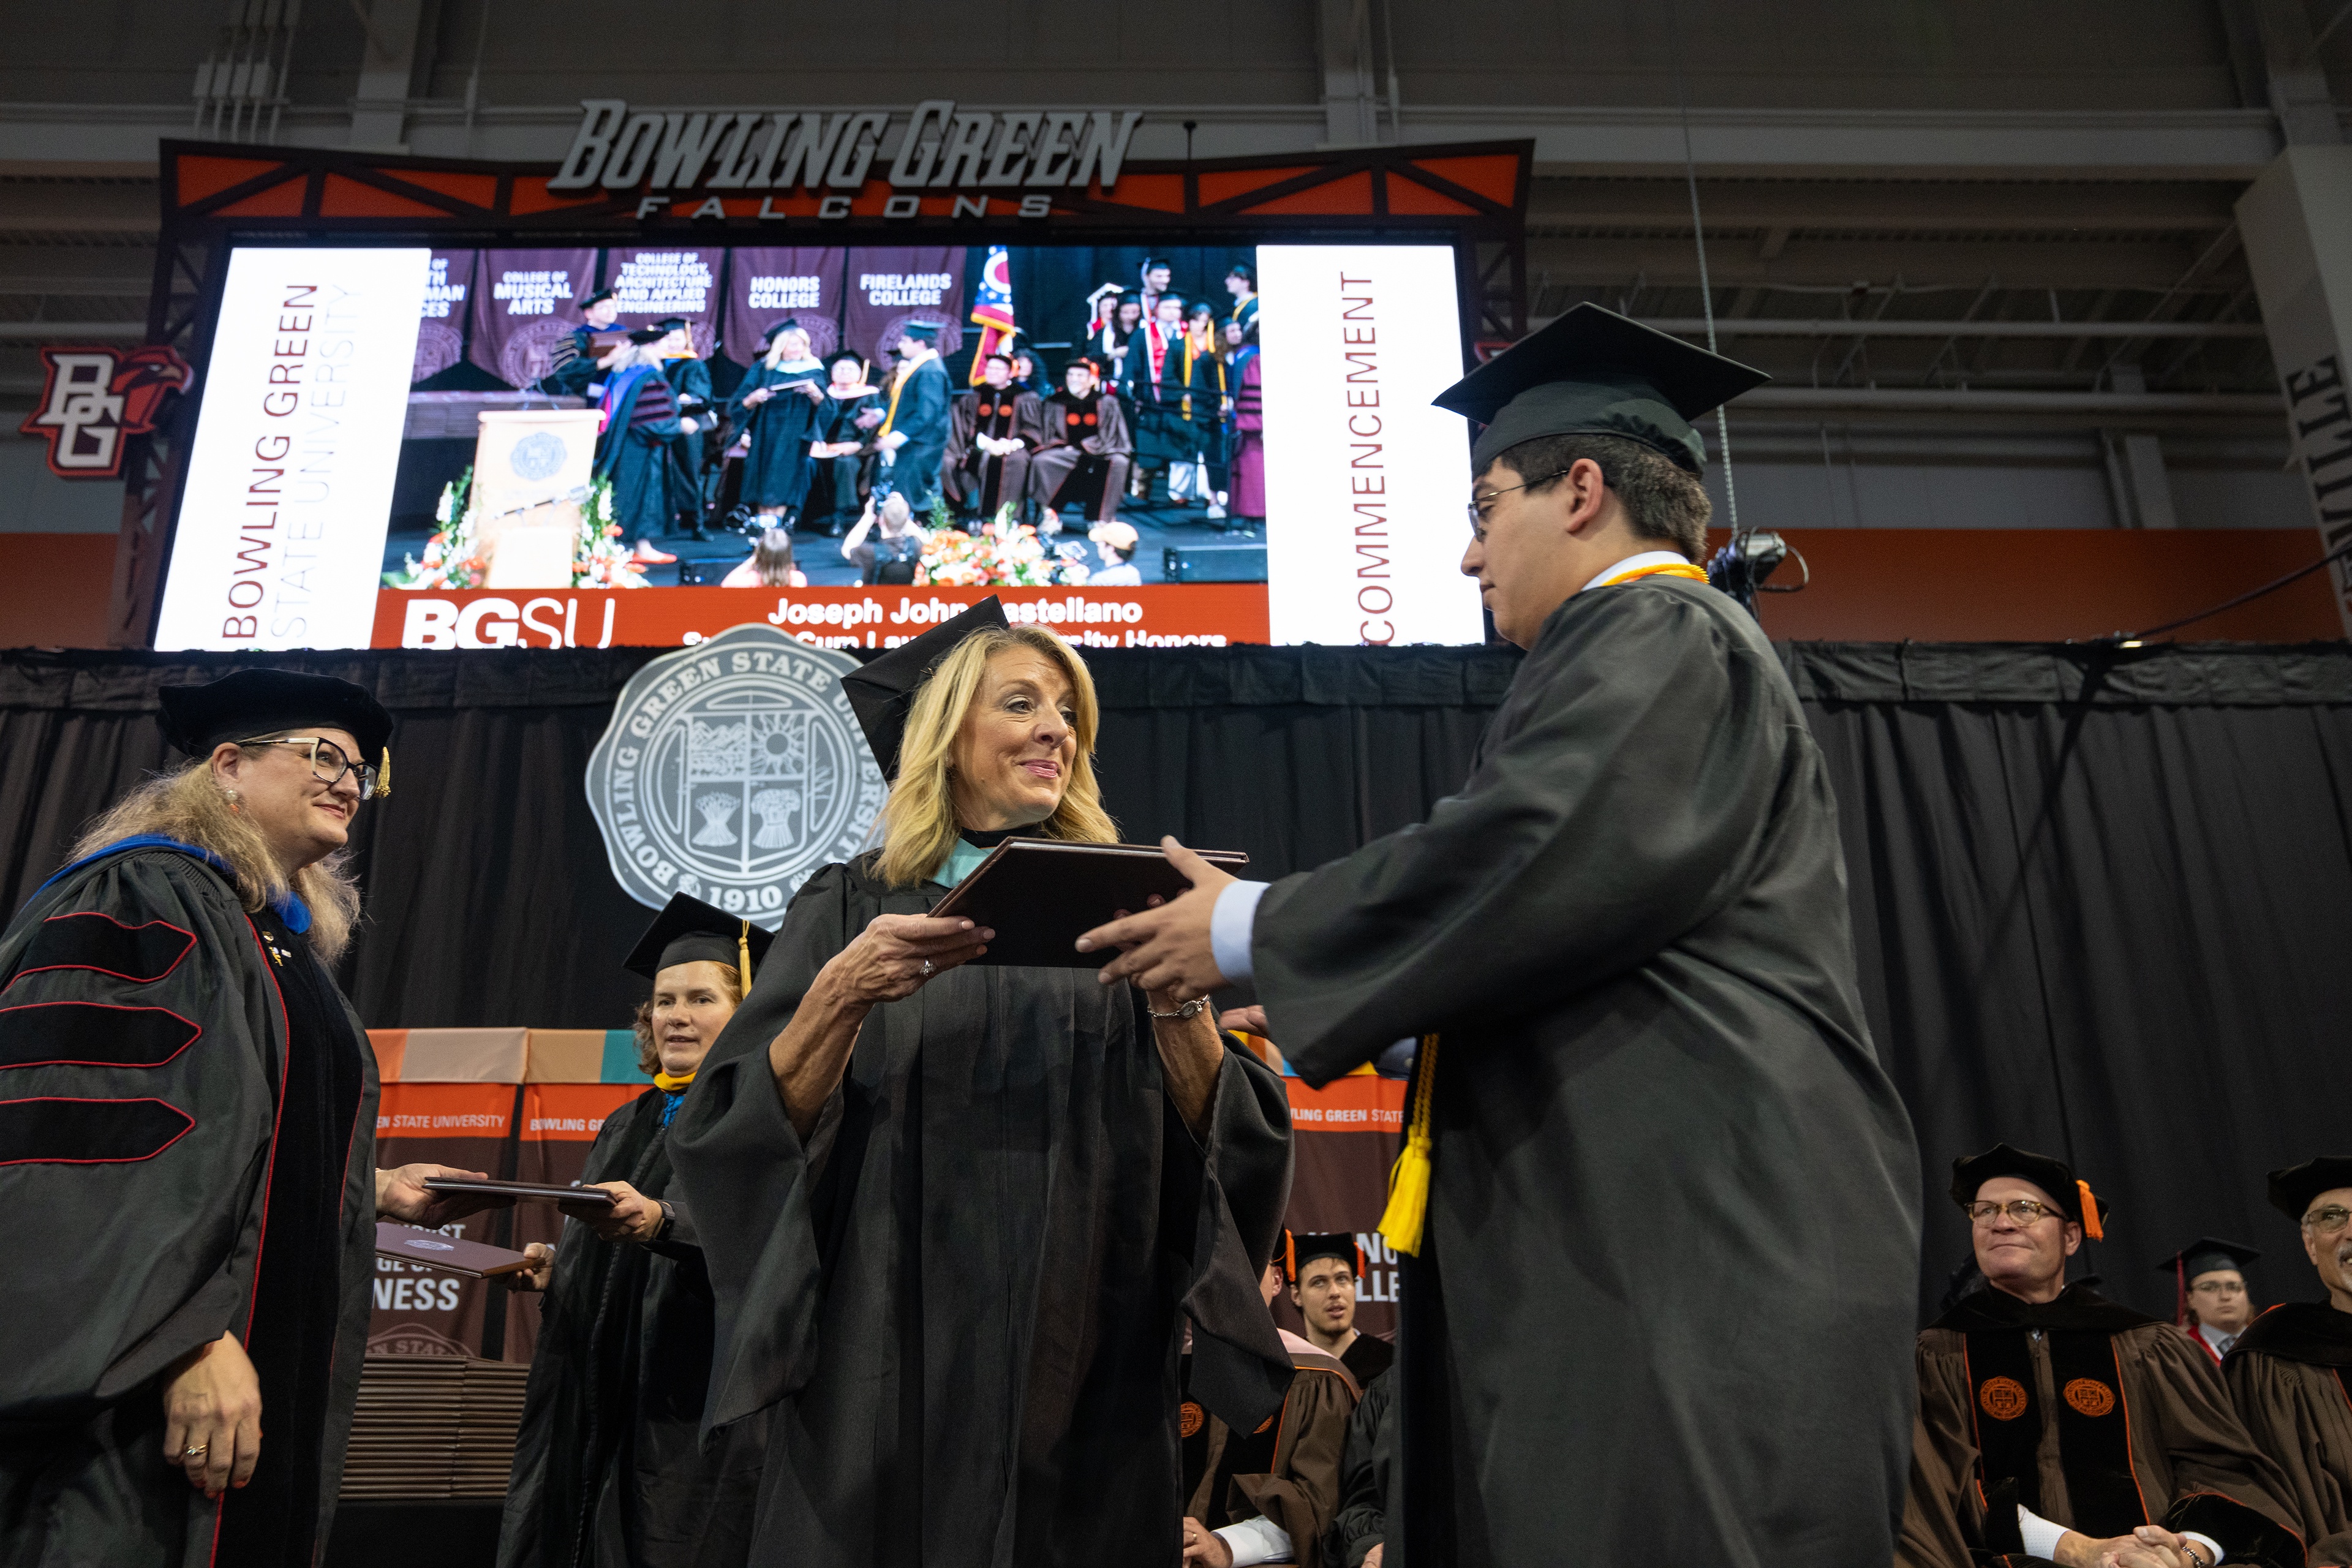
[71,756,363,963]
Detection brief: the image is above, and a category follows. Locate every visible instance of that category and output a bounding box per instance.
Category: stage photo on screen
[151,241,1479,652]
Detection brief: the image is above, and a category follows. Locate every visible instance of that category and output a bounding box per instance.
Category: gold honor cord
[737,920,753,998]
[1378,1033,1441,1256]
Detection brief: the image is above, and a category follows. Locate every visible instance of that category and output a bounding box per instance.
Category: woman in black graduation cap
[499,894,774,1568]
[726,318,828,530]
[0,668,498,1567]
[666,598,1296,1567]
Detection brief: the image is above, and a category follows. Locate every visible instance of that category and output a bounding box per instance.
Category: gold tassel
[737,921,753,996]
[1378,1034,1441,1257]
[377,746,392,799]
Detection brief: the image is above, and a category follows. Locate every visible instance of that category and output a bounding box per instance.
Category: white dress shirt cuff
[1210,880,1268,986]
[2182,1531,2225,1564]
[1215,1515,1292,1567]
[2017,1506,2070,1562]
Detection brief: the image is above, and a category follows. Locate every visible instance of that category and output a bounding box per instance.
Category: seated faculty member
[1182,1259,1361,1568]
[667,598,1295,1566]
[2225,1158,2352,1566]
[1078,304,1921,1566]
[0,669,500,1567]
[1902,1144,2305,1568]
[1287,1231,1393,1387]
[1031,356,1133,528]
[499,894,774,1568]
[943,352,1043,521]
[2162,1237,2263,1365]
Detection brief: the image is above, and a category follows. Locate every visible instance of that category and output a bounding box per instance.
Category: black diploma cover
[929,839,1250,968]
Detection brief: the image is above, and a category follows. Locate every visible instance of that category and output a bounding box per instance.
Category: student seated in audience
[2159,1237,2263,1365]
[720,526,808,589]
[1286,1232,1394,1388]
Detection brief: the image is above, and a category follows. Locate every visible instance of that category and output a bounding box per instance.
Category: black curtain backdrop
[4,641,2347,1324]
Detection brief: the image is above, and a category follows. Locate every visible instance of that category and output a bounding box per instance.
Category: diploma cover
[929,839,1249,968]
[374,1221,535,1278]
[421,1177,619,1208]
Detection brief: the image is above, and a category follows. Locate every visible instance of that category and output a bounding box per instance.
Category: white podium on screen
[473,409,601,589]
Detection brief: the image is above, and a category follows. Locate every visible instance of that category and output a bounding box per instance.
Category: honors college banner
[722,247,844,364]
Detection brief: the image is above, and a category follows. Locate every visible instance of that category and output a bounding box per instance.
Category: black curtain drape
[4,640,2346,1323]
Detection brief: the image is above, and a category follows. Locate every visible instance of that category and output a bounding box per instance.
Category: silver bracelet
[1147,997,1208,1022]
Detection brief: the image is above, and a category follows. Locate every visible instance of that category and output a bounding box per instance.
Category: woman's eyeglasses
[239,736,380,799]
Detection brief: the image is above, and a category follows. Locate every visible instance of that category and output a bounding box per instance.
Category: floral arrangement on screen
[380,470,646,590]
[918,507,1091,588]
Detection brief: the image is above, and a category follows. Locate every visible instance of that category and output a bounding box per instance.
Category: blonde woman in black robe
[669,598,1293,1568]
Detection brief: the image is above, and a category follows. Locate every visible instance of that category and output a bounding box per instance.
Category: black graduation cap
[2268,1156,2352,1219]
[2156,1238,2260,1281]
[626,325,669,345]
[840,596,1008,781]
[622,892,776,992]
[1283,1230,1366,1283]
[763,317,803,342]
[899,320,941,344]
[652,315,688,333]
[159,669,396,790]
[1948,1142,2108,1237]
[576,286,616,311]
[1432,303,1770,477]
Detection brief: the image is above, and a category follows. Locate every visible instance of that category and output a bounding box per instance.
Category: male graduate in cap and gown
[875,320,952,514]
[1904,1144,2306,1568]
[1079,303,1923,1566]
[499,895,774,1568]
[0,669,500,1567]
[654,317,715,538]
[2162,1238,2264,1366]
[2223,1158,2352,1566]
[666,598,1295,1567]
[549,285,626,396]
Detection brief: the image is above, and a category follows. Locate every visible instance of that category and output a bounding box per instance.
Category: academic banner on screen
[153,241,1480,650]
[154,247,429,651]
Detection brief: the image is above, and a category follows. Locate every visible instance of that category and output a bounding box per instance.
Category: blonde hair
[874,627,1117,888]
[763,325,811,370]
[752,527,796,586]
[70,753,363,965]
[629,961,747,1075]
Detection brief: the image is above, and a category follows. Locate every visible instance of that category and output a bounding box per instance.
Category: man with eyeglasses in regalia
[1903,1144,2305,1568]
[2222,1159,2352,1567]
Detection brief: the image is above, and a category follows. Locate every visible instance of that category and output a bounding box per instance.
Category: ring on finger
[181,1444,208,1460]
[919,958,935,979]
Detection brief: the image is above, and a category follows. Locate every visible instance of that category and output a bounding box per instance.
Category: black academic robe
[728,361,826,510]
[548,323,614,396]
[808,387,882,528]
[1328,1369,1391,1568]
[878,355,951,511]
[1338,1332,1392,1388]
[498,1087,766,1568]
[943,387,1044,518]
[1123,324,1194,465]
[0,840,377,1568]
[666,853,1297,1568]
[1256,575,1923,1566]
[662,356,715,526]
[1905,1286,2307,1567]
[595,368,683,543]
[2228,1303,2352,1564]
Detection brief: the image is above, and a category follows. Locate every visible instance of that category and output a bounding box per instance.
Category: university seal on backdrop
[586,625,886,916]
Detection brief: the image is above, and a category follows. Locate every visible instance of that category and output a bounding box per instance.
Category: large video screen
[153,241,1481,652]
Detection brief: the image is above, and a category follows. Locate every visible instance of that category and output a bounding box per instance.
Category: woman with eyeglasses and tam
[666,598,1295,1566]
[1901,1143,2304,1568]
[0,668,505,1567]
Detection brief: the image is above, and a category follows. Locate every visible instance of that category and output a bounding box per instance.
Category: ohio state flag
[968,245,1016,384]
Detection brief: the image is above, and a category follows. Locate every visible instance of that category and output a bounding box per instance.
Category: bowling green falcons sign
[587,624,886,914]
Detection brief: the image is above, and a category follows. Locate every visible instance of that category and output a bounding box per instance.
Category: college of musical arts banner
[844,245,966,366]
[722,247,845,364]
[467,247,598,390]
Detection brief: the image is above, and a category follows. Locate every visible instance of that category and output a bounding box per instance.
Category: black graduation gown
[1329,1368,1391,1567]
[810,388,881,527]
[2226,1303,2352,1565]
[0,841,377,1568]
[661,357,714,526]
[548,325,610,396]
[498,1087,766,1568]
[1123,326,1194,465]
[728,361,826,510]
[1254,575,1924,1566]
[879,356,951,511]
[595,370,683,543]
[666,854,1297,1568]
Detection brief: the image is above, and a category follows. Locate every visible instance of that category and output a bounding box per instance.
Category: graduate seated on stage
[1902,1144,2307,1568]
[2163,1238,2263,1364]
[2223,1159,2352,1567]
[1327,1366,1391,1568]
[499,894,775,1568]
[1181,1256,1360,1568]
[1286,1232,1394,1387]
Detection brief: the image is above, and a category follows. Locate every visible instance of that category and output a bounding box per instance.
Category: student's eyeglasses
[238,736,380,799]
[2190,1280,2247,1296]
[1466,470,1572,534]
[2304,1206,2352,1234]
[1966,1199,2064,1226]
